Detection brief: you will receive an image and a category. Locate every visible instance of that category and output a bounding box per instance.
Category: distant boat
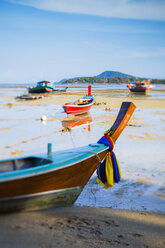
[28,81,55,93]
[53,87,68,92]
[127,79,153,93]
[63,86,95,115]
[16,94,43,100]
[0,101,136,213]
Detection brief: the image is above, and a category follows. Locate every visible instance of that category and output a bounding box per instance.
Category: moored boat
[28,81,55,93]
[127,79,153,93]
[53,87,68,92]
[63,86,95,115]
[0,102,136,213]
[16,94,43,100]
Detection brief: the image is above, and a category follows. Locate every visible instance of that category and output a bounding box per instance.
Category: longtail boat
[127,79,153,93]
[0,102,136,213]
[53,87,68,92]
[63,85,95,115]
[28,81,55,93]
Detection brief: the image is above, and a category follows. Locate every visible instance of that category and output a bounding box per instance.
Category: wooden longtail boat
[127,79,153,93]
[63,86,95,115]
[28,81,55,93]
[0,102,136,213]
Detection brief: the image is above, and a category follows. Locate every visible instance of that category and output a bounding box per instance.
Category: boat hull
[0,186,83,213]
[129,87,146,93]
[63,104,93,115]
[0,146,107,213]
[63,97,95,115]
[28,87,53,93]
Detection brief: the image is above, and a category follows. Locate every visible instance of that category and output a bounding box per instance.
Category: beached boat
[16,94,43,100]
[28,81,55,93]
[53,87,68,92]
[127,79,153,93]
[63,86,95,115]
[0,102,135,213]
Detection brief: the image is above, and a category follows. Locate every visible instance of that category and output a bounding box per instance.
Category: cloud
[8,0,165,21]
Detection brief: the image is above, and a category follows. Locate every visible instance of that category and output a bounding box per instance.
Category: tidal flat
[0,86,165,213]
[0,86,165,248]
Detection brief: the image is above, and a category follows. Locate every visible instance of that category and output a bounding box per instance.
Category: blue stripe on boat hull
[0,187,83,214]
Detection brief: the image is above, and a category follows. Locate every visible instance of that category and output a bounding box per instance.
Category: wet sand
[0,87,165,247]
[11,90,165,109]
[0,207,165,248]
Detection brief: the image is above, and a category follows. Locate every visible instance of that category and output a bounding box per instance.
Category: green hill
[61,70,165,84]
[62,76,134,85]
[97,70,133,78]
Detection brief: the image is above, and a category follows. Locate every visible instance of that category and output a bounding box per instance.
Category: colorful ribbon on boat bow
[96,136,121,189]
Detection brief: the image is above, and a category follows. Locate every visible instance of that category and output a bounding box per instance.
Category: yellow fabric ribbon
[105,153,114,189]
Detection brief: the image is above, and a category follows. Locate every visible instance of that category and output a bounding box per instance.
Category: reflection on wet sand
[128,91,151,98]
[62,112,93,131]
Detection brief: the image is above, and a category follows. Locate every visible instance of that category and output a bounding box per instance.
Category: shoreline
[5,89,165,109]
[0,84,164,91]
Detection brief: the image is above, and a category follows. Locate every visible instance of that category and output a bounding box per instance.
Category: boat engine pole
[47,143,52,157]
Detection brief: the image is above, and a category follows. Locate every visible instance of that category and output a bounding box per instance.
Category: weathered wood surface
[0,150,107,198]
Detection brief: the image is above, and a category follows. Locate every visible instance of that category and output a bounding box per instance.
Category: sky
[0,0,165,84]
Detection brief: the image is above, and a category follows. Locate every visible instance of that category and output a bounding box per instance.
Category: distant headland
[0,70,165,86]
[60,70,165,85]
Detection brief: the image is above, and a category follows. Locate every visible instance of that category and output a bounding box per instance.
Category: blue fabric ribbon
[97,136,113,150]
[111,152,120,183]
[96,159,106,183]
[96,136,121,188]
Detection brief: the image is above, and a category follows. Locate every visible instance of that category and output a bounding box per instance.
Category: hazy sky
[0,0,165,83]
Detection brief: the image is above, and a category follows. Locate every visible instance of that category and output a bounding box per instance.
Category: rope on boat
[69,132,76,148]
[87,150,102,163]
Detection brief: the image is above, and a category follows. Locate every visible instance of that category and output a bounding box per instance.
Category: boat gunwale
[0,144,108,183]
[64,97,95,108]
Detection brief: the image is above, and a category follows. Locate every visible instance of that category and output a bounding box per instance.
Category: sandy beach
[0,206,165,248]
[0,86,165,247]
